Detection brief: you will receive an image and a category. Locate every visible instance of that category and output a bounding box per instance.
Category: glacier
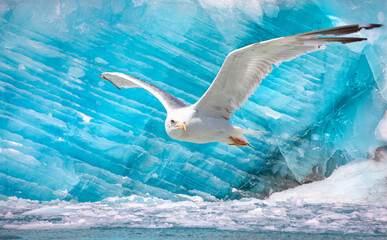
[0,0,387,218]
[1,0,387,236]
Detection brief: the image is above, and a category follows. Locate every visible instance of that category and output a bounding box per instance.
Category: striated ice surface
[0,0,386,208]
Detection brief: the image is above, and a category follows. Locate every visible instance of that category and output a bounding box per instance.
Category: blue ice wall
[0,0,386,202]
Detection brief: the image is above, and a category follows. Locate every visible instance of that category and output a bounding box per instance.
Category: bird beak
[176,124,186,131]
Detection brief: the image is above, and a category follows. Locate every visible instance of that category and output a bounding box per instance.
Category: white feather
[99,72,186,113]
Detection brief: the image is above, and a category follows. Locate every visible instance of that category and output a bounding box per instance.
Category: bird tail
[241,129,270,137]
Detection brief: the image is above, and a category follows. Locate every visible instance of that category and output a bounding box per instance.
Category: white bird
[100,24,382,146]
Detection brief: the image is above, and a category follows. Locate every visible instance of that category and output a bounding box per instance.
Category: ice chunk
[375,111,387,143]
[268,158,387,204]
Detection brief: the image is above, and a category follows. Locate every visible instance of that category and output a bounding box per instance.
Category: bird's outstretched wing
[100,72,186,113]
[193,24,382,120]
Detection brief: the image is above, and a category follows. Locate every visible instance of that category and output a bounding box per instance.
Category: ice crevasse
[0,0,386,202]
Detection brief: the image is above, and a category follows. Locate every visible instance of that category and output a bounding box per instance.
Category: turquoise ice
[0,0,386,202]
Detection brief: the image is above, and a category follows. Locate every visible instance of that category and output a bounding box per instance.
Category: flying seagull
[100,24,382,146]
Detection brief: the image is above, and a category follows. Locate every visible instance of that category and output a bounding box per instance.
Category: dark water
[1,228,387,240]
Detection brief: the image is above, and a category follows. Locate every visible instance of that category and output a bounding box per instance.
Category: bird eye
[170,120,175,124]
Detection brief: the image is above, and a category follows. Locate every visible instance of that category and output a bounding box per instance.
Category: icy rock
[373,146,387,161]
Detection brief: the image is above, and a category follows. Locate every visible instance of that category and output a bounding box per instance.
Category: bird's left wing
[100,72,186,113]
[192,24,382,120]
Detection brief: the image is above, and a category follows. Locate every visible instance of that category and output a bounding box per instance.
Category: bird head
[165,117,187,139]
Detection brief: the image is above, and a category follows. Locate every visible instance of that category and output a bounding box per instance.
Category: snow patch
[68,66,85,78]
[78,112,92,123]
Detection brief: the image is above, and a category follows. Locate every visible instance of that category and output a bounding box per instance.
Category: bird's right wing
[192,24,382,120]
[100,72,186,113]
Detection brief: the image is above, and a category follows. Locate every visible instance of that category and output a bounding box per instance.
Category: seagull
[100,24,382,146]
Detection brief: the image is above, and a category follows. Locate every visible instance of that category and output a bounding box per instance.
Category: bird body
[165,106,248,145]
[100,24,382,146]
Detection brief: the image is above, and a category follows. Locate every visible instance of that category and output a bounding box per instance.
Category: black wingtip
[300,23,383,37]
[318,37,368,44]
[361,23,383,30]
